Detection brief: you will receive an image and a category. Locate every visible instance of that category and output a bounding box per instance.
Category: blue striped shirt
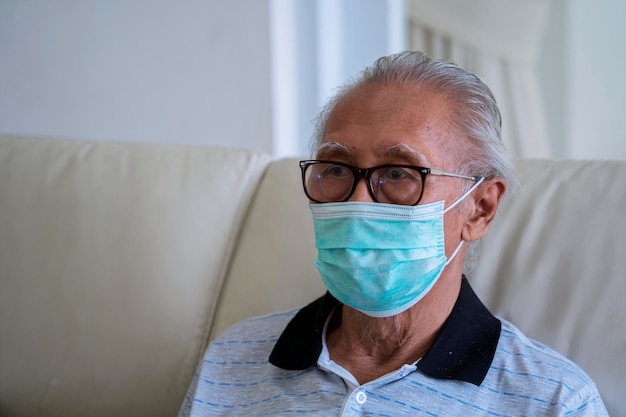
[179,279,607,416]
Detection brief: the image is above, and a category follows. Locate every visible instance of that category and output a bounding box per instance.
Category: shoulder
[488,319,606,415]
[208,308,300,358]
[495,319,591,380]
[197,308,301,388]
[180,308,314,416]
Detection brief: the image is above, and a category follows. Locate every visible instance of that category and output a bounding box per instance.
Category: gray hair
[310,50,517,270]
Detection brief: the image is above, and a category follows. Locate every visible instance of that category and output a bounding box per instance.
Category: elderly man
[179,51,607,416]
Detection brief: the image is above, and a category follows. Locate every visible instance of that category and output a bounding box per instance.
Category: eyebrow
[378,143,427,162]
[315,141,351,158]
[315,141,429,165]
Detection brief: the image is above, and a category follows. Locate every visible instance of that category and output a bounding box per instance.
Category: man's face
[317,82,470,255]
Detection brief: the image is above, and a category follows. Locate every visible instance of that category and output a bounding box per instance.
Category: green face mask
[310,178,483,318]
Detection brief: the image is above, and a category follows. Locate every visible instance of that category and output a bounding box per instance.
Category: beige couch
[0,135,624,416]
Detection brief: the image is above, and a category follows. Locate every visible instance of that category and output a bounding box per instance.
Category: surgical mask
[310,179,483,318]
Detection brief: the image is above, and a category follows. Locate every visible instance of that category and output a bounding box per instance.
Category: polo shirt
[179,278,608,416]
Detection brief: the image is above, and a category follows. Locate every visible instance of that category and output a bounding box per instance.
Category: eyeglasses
[299,160,480,206]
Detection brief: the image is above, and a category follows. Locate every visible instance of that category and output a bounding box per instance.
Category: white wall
[2,1,623,160]
[539,0,625,160]
[537,0,567,158]
[566,0,626,160]
[272,0,406,156]
[0,0,403,158]
[0,0,274,153]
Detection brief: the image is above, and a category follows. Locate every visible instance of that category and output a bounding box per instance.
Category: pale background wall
[0,0,274,153]
[566,0,626,160]
[538,0,626,160]
[0,0,624,160]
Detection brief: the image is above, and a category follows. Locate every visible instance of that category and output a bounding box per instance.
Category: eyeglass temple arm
[429,169,480,182]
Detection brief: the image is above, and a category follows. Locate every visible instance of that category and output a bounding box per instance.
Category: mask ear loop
[442,176,485,262]
[445,239,465,265]
[443,176,485,214]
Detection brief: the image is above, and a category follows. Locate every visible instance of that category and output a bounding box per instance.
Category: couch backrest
[2,136,624,417]
[471,159,626,416]
[215,157,626,417]
[0,136,272,417]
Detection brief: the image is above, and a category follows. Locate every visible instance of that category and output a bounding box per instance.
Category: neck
[326,268,463,384]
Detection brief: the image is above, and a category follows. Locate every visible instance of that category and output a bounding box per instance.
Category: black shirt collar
[269,276,501,386]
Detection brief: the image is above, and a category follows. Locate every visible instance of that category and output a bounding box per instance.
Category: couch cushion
[211,158,324,340]
[0,136,271,417]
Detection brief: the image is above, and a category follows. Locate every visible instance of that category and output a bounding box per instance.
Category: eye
[388,168,409,180]
[379,167,416,182]
[322,164,351,178]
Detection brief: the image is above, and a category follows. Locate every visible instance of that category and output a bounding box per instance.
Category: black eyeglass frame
[299,159,480,206]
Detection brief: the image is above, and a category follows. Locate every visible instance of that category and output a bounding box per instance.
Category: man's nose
[348,178,375,202]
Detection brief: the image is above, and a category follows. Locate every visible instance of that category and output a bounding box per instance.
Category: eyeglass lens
[303,162,424,205]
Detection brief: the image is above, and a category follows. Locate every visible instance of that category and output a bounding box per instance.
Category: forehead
[320,82,459,167]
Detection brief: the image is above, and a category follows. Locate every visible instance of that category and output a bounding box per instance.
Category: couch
[0,135,624,416]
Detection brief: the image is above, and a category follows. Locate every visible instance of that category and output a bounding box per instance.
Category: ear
[461,177,507,242]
